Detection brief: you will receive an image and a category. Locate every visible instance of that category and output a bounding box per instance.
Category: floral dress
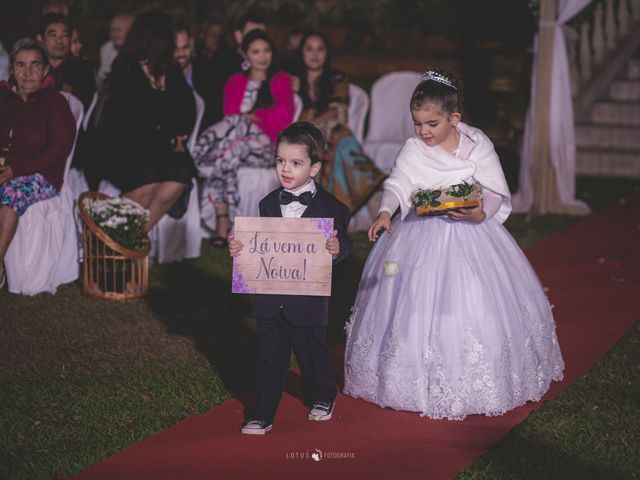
[298,72,385,213]
[192,80,275,230]
[0,173,57,216]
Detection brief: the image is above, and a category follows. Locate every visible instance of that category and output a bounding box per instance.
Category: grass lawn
[1,177,639,480]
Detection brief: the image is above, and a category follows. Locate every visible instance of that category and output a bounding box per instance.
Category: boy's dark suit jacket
[251,183,352,327]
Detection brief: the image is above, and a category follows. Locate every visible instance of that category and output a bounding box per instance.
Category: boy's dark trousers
[248,183,352,424]
[252,307,337,423]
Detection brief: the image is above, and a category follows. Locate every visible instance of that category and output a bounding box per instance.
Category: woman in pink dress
[193,29,294,247]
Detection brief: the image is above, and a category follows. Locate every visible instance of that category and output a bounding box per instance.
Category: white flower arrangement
[83,197,150,250]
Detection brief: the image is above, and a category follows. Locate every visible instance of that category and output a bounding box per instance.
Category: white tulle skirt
[344,212,564,420]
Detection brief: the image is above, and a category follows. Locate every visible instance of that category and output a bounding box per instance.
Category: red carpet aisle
[72,195,640,480]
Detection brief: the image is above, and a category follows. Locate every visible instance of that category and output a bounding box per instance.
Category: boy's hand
[326,229,340,256]
[448,198,486,223]
[228,235,244,257]
[368,211,392,242]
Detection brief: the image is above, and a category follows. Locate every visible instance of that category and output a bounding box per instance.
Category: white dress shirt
[280,180,316,218]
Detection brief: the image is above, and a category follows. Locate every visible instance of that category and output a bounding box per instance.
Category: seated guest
[42,0,68,16]
[174,22,225,131]
[189,9,268,128]
[219,8,268,81]
[293,31,384,213]
[96,11,196,232]
[280,25,305,74]
[96,12,134,88]
[192,29,294,247]
[70,27,83,58]
[195,14,229,63]
[0,39,76,288]
[37,13,96,110]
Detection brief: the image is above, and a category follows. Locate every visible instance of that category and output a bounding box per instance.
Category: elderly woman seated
[0,38,76,289]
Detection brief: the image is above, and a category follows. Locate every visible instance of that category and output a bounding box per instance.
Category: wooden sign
[232,217,334,296]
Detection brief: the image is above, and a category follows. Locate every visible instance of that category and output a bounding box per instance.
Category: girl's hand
[325,229,340,256]
[368,211,392,242]
[448,199,486,223]
[228,235,244,257]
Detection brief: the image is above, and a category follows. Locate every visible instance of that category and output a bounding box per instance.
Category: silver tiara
[421,70,456,90]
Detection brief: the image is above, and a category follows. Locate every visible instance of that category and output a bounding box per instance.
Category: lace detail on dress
[343,212,565,420]
[344,299,565,420]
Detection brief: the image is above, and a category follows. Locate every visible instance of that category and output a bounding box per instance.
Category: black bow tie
[280,190,313,206]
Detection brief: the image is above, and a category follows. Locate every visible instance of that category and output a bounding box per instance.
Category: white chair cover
[235,168,280,218]
[82,91,98,131]
[155,89,204,263]
[67,90,97,249]
[5,92,83,295]
[363,71,422,174]
[348,83,369,143]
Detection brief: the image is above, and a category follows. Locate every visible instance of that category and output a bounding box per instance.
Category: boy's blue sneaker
[307,400,334,421]
[241,419,273,435]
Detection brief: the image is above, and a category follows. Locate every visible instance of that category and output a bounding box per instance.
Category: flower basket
[78,191,151,300]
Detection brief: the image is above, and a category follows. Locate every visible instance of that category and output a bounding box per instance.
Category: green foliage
[413,181,482,207]
[446,180,480,199]
[413,188,442,208]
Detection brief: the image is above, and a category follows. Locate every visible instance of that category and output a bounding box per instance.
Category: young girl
[344,71,564,420]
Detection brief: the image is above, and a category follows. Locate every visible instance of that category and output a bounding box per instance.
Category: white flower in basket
[82,197,149,250]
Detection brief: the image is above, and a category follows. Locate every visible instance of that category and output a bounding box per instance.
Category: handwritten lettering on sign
[232,217,334,296]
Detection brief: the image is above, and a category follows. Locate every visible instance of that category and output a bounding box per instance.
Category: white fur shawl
[384,122,512,223]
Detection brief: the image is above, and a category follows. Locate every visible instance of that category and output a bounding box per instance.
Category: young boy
[229,121,351,435]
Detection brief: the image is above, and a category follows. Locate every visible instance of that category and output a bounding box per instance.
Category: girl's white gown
[344,126,564,420]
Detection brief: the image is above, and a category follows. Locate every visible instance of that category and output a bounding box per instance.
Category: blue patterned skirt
[0,173,58,216]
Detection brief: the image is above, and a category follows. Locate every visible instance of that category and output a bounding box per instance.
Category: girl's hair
[410,69,463,115]
[241,28,279,110]
[277,121,326,165]
[114,11,175,79]
[10,38,49,67]
[295,30,334,112]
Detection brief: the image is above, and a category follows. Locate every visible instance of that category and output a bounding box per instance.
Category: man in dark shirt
[37,13,95,110]
[174,23,225,131]
[194,8,269,89]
